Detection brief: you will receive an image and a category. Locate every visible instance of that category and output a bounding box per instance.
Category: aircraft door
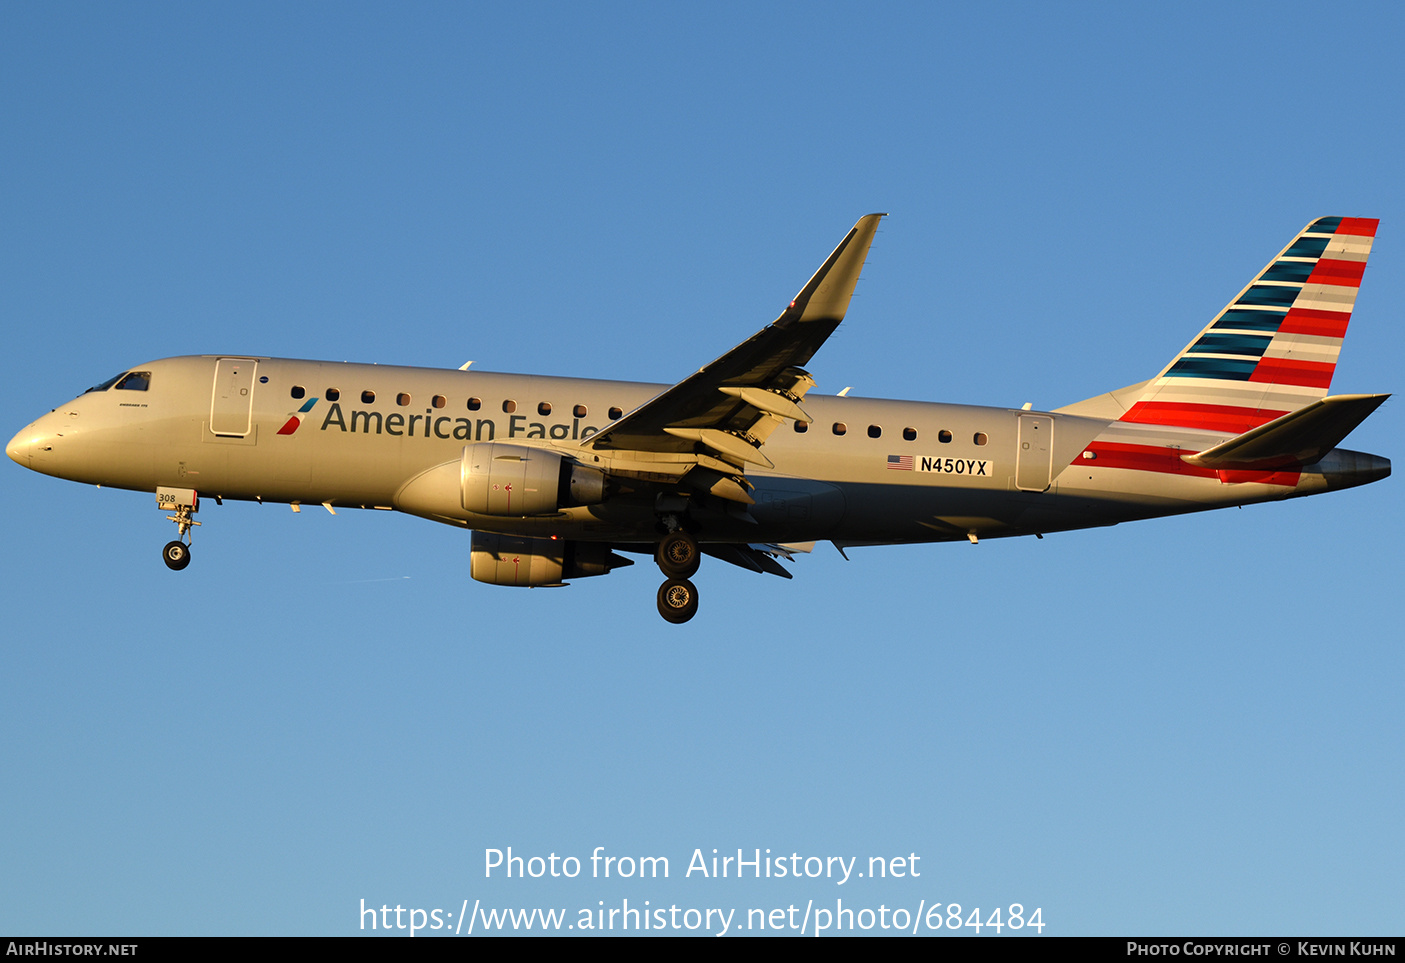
[210,358,258,436]
[1015,414,1053,492]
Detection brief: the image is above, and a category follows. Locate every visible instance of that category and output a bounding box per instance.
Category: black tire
[656,578,699,624]
[162,540,191,571]
[656,530,700,578]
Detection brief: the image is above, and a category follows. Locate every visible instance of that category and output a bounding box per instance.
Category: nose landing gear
[156,487,200,571]
[162,540,192,571]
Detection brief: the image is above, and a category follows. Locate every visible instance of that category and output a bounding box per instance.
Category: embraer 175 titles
[7,215,1390,622]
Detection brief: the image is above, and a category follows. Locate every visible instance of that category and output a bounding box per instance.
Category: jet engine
[461,442,606,516]
[469,531,633,587]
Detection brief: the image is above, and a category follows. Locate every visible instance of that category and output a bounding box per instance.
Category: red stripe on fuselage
[1120,401,1286,432]
[1082,442,1218,479]
[1216,468,1301,486]
[1080,443,1298,486]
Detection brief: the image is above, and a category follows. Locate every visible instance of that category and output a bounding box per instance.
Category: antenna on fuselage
[458,361,474,370]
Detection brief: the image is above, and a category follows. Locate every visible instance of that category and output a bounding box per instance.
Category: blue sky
[2,3,1401,936]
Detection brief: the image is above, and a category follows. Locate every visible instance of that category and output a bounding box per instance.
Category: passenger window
[974,432,988,446]
[833,422,847,436]
[538,402,552,416]
[868,425,881,438]
[503,400,517,413]
[362,390,376,404]
[397,393,411,406]
[326,388,340,402]
[432,395,446,409]
[115,372,150,391]
[903,427,917,441]
[573,404,588,418]
[608,407,622,420]
[794,421,809,433]
[939,430,952,443]
[467,397,482,411]
[290,385,306,400]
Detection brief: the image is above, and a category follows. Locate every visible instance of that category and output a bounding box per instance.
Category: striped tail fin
[1121,217,1378,433]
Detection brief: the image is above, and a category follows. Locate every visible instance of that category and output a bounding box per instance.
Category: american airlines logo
[277,397,319,435]
[315,402,604,443]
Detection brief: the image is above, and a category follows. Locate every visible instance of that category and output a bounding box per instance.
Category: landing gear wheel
[656,578,699,624]
[657,530,700,578]
[162,540,192,571]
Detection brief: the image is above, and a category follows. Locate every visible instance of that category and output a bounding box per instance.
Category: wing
[582,213,885,504]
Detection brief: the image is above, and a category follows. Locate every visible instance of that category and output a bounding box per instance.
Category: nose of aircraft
[7,424,34,467]
[8,416,59,471]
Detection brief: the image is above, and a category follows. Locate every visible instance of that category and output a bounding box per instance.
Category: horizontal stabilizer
[1183,393,1389,470]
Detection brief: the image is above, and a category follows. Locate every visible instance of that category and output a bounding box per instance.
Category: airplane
[6,214,1391,623]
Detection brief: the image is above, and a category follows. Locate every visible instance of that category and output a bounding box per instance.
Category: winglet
[773,213,886,328]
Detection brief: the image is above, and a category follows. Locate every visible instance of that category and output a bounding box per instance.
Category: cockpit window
[115,371,151,391]
[85,372,127,393]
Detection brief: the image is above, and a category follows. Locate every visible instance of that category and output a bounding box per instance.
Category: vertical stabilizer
[1121,217,1378,432]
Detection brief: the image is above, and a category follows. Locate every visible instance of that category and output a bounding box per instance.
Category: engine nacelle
[469,532,632,587]
[460,442,606,516]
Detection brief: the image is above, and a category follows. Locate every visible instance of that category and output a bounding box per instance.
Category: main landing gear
[657,578,699,624]
[657,529,701,578]
[156,487,199,571]
[655,529,700,623]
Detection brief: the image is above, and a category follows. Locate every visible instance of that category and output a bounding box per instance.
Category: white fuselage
[9,354,1373,551]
